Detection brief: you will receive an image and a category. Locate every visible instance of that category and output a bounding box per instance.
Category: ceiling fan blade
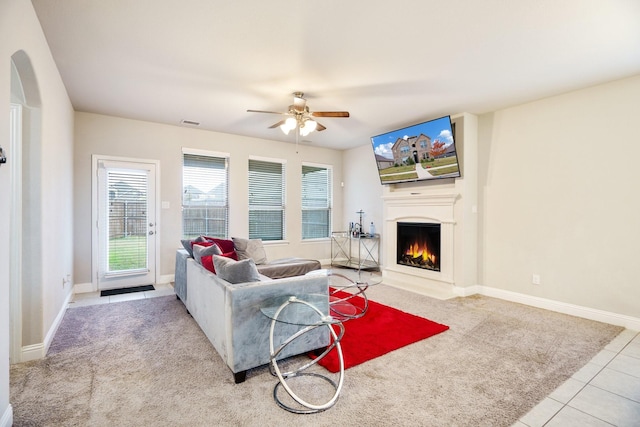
[315,122,327,131]
[311,111,350,118]
[268,119,286,129]
[247,109,287,115]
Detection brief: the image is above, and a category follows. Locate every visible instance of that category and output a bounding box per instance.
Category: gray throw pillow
[232,237,268,265]
[213,255,261,284]
[192,243,222,265]
[181,236,207,258]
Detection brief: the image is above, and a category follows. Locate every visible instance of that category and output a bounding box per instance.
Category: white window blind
[248,159,285,241]
[182,152,229,239]
[301,164,332,239]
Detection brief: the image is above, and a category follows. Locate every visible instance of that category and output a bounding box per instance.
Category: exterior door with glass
[95,158,158,290]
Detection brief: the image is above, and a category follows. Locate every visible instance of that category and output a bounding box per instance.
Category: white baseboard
[453,284,482,297]
[386,279,457,300]
[74,282,94,294]
[0,404,12,427]
[19,290,73,362]
[158,274,174,284]
[478,285,640,331]
[21,343,44,362]
[318,258,332,267]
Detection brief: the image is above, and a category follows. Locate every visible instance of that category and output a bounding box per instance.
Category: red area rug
[312,291,449,373]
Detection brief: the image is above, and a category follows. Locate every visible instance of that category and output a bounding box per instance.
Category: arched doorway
[9,51,43,363]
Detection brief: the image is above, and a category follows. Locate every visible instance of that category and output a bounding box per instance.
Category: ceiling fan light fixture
[280,124,291,135]
[280,117,297,135]
[300,119,317,136]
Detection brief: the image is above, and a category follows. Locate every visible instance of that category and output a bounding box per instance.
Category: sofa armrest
[226,275,330,373]
[174,249,190,302]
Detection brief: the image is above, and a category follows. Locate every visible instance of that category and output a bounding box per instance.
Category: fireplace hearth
[397,222,441,272]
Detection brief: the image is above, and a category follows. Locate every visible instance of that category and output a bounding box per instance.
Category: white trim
[20,343,44,362]
[0,405,13,427]
[476,285,640,331]
[249,154,287,164]
[73,282,95,294]
[158,274,174,285]
[43,291,73,353]
[302,161,333,170]
[390,278,640,329]
[182,147,230,158]
[19,290,73,362]
[9,103,22,364]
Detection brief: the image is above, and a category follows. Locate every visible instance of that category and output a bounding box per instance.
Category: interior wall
[341,144,384,262]
[0,0,75,424]
[73,112,344,286]
[477,74,640,318]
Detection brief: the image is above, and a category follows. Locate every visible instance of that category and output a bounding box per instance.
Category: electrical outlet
[532,274,541,285]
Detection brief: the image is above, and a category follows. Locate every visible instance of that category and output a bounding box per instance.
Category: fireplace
[396,222,441,272]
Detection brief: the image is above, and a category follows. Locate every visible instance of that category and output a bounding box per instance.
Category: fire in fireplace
[397,222,441,272]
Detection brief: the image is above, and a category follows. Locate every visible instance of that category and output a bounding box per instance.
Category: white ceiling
[31,0,640,150]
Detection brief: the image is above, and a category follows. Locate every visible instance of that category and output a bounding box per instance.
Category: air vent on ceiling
[180,119,200,126]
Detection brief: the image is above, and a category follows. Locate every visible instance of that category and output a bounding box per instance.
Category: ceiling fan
[247,92,349,137]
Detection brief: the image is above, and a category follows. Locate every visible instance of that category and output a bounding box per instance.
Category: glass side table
[261,293,346,414]
[260,271,382,414]
[306,268,383,321]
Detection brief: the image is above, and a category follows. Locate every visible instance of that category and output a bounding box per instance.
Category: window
[301,163,332,239]
[182,150,229,239]
[248,158,285,241]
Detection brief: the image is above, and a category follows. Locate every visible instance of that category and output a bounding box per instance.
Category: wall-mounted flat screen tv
[370,115,461,185]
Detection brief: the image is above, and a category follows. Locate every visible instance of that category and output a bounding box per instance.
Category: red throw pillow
[200,251,238,274]
[221,250,238,261]
[204,237,236,254]
[201,255,215,273]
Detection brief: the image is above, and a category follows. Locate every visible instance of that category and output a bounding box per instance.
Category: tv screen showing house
[370,115,461,185]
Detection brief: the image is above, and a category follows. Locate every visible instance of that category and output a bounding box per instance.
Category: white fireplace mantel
[382,191,459,298]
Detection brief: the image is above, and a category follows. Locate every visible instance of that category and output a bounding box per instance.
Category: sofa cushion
[232,237,268,265]
[200,255,216,273]
[213,255,261,284]
[181,235,208,257]
[201,250,238,274]
[204,237,236,255]
[256,258,321,279]
[192,242,222,265]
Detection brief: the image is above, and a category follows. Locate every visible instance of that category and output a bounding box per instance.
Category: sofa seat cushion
[256,258,321,279]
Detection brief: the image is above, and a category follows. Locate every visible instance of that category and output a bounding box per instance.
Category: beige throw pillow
[232,237,268,265]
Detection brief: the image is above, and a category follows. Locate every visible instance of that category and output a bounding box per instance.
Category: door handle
[149,231,155,235]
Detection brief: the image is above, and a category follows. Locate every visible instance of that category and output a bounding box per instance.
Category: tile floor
[70,284,640,426]
[514,328,640,427]
[69,282,176,307]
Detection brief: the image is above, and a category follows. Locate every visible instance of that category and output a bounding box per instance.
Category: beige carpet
[10,285,623,426]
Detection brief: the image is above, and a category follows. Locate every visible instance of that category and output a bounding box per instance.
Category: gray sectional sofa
[175,249,330,383]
